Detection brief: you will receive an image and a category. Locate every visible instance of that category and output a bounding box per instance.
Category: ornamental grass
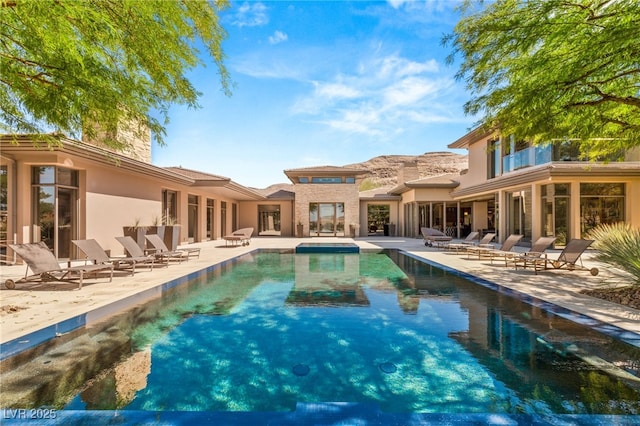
[588,223,640,286]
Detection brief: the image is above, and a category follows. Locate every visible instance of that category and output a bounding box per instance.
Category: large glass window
[221,201,227,237]
[206,199,215,240]
[432,203,444,232]
[309,203,344,236]
[311,177,342,183]
[258,205,281,236]
[31,166,78,258]
[487,138,500,179]
[162,190,177,224]
[541,184,570,245]
[506,189,532,243]
[367,205,390,235]
[232,203,238,231]
[580,183,625,237]
[188,194,198,242]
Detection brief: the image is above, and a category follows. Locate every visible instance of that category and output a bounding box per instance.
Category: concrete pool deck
[1,236,639,349]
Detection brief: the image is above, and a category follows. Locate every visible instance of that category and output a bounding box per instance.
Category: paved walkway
[1,237,639,347]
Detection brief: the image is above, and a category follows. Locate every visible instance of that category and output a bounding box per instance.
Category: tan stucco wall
[410,187,455,202]
[238,200,294,237]
[86,193,160,255]
[456,139,490,190]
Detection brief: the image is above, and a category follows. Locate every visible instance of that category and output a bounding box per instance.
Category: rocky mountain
[346,151,468,188]
[253,151,468,194]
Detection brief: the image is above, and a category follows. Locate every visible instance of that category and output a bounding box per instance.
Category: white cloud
[268,30,288,45]
[375,56,439,79]
[382,76,439,107]
[314,81,361,99]
[387,0,407,9]
[230,2,268,27]
[387,0,456,13]
[292,52,458,138]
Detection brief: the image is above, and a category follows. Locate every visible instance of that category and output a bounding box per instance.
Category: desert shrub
[588,223,640,286]
[358,178,380,192]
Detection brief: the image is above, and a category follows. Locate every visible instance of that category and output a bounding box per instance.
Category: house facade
[2,127,639,263]
[0,135,266,260]
[446,129,640,246]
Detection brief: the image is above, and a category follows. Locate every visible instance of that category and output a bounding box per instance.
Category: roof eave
[1,135,195,185]
[448,126,496,149]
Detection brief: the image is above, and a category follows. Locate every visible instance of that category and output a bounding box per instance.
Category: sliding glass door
[309,203,344,236]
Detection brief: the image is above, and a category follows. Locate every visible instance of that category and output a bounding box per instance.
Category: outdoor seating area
[466,233,522,260]
[440,233,600,277]
[491,236,556,267]
[3,234,206,290]
[73,238,155,275]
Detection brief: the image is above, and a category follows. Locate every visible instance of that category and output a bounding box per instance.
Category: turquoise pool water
[5,250,640,419]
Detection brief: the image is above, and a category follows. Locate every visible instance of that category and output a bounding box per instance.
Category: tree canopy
[444,0,640,159]
[0,0,231,149]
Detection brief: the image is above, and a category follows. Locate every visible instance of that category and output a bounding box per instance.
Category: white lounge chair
[223,227,254,247]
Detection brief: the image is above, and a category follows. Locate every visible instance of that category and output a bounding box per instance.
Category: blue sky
[151,0,475,188]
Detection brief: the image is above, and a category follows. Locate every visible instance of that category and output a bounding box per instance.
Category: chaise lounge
[5,242,114,290]
[116,236,168,267]
[451,232,495,254]
[73,238,155,275]
[421,227,453,247]
[467,234,523,260]
[440,231,480,252]
[494,236,556,267]
[514,238,598,275]
[223,227,254,247]
[145,234,201,261]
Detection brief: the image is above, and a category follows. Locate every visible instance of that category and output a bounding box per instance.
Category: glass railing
[500,143,627,175]
[502,145,552,173]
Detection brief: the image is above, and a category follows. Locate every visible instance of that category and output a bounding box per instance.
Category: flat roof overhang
[1,135,266,200]
[450,162,640,199]
[448,126,496,149]
[1,135,194,185]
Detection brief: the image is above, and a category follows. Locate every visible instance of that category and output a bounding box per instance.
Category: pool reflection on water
[3,250,640,416]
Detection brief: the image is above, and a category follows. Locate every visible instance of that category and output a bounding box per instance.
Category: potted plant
[123,218,147,250]
[162,215,181,251]
[296,222,304,238]
[147,216,166,245]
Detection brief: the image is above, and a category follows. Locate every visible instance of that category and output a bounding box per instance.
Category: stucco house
[388,128,640,246]
[2,125,639,263]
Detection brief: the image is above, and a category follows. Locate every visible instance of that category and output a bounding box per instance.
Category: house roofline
[451,162,640,198]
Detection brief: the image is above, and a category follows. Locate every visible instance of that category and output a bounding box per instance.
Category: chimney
[82,118,152,163]
[398,161,419,184]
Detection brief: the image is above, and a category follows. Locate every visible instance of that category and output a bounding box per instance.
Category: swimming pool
[2,250,640,423]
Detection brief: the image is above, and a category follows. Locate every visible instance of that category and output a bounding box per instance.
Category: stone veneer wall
[82,119,152,163]
[294,183,361,236]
